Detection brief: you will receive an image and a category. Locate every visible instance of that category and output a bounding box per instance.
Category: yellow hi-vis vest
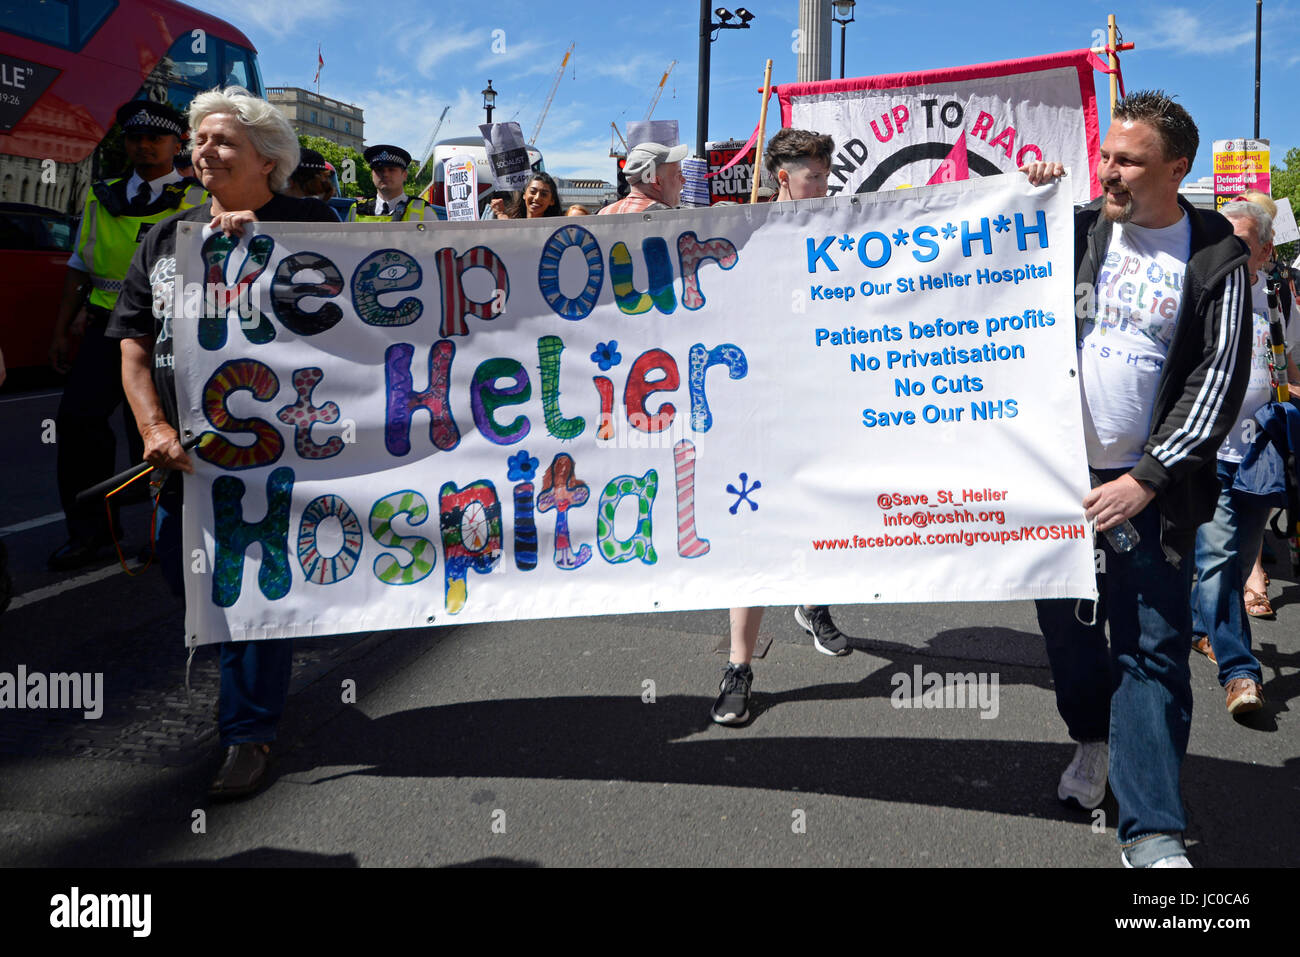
[352,195,433,223]
[76,177,207,310]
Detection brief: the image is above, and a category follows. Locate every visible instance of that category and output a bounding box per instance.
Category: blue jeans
[155,475,293,747]
[1035,480,1193,866]
[1190,461,1267,686]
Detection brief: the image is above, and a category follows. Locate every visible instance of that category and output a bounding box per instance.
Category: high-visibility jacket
[75,177,207,310]
[352,195,434,223]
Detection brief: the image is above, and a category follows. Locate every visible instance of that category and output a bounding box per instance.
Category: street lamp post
[832,0,856,80]
[695,5,756,158]
[482,80,497,125]
[1254,0,1261,139]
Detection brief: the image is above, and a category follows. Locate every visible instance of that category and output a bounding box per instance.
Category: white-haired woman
[108,87,338,799]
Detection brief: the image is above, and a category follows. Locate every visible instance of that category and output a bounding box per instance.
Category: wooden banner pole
[750,59,774,205]
[1108,15,1119,112]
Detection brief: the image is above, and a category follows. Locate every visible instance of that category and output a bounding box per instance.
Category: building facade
[555,177,618,211]
[266,87,365,153]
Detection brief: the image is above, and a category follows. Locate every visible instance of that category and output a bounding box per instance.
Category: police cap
[364,145,411,170]
[116,100,186,139]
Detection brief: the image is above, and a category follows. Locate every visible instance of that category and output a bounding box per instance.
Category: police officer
[47,100,206,571]
[352,145,433,221]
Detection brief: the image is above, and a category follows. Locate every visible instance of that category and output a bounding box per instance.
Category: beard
[1101,187,1133,223]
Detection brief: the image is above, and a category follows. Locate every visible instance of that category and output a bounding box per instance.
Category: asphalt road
[1,384,1296,869]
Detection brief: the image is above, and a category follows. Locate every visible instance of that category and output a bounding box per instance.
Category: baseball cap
[623,141,690,184]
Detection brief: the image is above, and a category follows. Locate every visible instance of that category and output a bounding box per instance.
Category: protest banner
[773,50,1103,205]
[479,121,531,192]
[707,139,757,204]
[172,173,1096,646]
[442,155,478,222]
[1213,139,1270,208]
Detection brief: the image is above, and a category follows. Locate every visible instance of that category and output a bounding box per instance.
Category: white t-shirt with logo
[1079,214,1192,468]
[1217,275,1300,462]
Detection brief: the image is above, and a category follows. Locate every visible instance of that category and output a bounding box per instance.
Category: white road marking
[0,390,61,405]
[0,512,63,535]
[7,560,143,612]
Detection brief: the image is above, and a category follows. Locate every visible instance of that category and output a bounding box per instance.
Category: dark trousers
[155,476,293,746]
[55,308,144,542]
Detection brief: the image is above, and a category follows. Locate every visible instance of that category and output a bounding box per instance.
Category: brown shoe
[1191,636,1217,664]
[209,743,271,799]
[1225,678,1264,715]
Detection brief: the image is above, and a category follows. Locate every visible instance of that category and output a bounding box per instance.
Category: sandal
[1191,636,1218,664]
[1244,586,1275,619]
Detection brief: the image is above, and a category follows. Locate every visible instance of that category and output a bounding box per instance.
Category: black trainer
[795,605,850,656]
[712,662,753,725]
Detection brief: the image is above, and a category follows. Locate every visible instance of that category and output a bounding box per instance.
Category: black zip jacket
[1073,195,1252,562]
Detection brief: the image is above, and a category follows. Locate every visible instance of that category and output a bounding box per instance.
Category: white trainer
[1123,851,1192,868]
[1057,741,1108,809]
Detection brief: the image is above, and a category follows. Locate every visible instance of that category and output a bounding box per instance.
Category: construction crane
[644,59,677,121]
[609,122,628,158]
[417,105,451,171]
[530,42,574,145]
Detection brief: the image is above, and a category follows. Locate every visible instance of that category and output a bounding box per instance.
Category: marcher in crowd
[712,128,853,728]
[1188,200,1298,714]
[598,139,686,215]
[1024,90,1252,867]
[107,87,338,800]
[489,172,564,219]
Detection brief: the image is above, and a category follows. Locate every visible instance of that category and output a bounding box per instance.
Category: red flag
[927,131,969,185]
[314,45,324,85]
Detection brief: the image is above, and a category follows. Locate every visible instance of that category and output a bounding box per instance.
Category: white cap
[624,141,690,184]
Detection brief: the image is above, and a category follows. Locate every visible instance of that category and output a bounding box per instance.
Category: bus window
[219,39,260,93]
[151,33,216,102]
[138,33,262,110]
[5,0,117,51]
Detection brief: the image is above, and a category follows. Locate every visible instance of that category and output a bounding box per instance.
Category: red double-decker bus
[1,0,262,372]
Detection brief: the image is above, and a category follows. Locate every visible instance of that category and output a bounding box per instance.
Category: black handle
[74,434,203,505]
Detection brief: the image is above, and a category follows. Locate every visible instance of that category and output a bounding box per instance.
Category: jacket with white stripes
[1073,194,1252,561]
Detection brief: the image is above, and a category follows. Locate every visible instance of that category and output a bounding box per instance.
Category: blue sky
[198,0,1300,185]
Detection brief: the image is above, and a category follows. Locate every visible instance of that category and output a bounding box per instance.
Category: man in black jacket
[1025,91,1251,867]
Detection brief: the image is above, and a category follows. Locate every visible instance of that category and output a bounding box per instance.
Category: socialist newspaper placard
[173,174,1095,646]
[775,50,1102,205]
[707,139,757,204]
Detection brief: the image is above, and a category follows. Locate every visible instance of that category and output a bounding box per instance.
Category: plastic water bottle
[1090,472,1140,553]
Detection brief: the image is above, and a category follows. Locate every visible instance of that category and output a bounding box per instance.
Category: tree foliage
[405,158,432,197]
[296,135,430,199]
[298,135,373,198]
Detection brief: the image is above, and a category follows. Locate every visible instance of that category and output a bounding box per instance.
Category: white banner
[173,174,1096,646]
[775,50,1102,206]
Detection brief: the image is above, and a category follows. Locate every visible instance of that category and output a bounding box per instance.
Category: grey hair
[188,86,299,192]
[1221,200,1274,246]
